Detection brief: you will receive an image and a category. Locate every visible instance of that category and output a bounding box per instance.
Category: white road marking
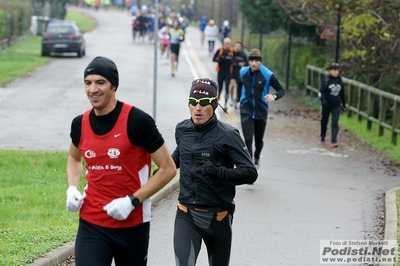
[287,148,349,158]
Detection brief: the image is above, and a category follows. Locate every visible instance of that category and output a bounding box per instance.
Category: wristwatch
[273,94,277,100]
[128,195,140,207]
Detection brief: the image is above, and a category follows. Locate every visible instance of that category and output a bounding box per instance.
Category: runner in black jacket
[213,38,234,109]
[319,62,346,147]
[172,78,258,266]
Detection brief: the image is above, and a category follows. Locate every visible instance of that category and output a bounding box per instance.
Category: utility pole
[211,0,214,21]
[219,0,222,26]
[229,0,233,27]
[335,4,341,63]
[152,0,159,121]
[240,13,244,44]
[257,1,263,51]
[285,22,292,91]
[259,23,262,51]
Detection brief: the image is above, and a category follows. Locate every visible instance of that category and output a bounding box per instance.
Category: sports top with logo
[78,103,151,228]
[320,75,346,107]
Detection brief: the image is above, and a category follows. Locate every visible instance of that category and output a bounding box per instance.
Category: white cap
[223,20,229,26]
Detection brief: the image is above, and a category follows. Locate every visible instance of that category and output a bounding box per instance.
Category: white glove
[66,186,83,212]
[103,196,134,221]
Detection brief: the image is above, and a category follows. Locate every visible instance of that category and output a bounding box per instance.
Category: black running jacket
[171,115,258,210]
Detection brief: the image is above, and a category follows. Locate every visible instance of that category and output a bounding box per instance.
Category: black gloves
[341,105,347,111]
[201,161,217,176]
[201,161,223,181]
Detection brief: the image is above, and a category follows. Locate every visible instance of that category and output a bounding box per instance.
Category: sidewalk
[23,7,400,265]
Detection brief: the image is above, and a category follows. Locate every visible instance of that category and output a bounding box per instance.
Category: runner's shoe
[331,143,338,148]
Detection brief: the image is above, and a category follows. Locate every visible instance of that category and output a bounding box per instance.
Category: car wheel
[82,48,86,56]
[41,50,50,56]
[77,49,82,58]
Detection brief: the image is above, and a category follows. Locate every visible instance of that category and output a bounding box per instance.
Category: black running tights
[174,207,233,266]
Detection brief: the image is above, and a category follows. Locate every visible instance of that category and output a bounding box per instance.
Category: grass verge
[0,150,81,265]
[0,10,96,87]
[339,115,400,163]
[65,9,97,33]
[0,149,158,265]
[0,36,51,86]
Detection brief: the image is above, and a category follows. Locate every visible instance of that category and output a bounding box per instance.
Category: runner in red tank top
[65,56,176,266]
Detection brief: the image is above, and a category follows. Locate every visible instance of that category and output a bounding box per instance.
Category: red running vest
[78,103,151,228]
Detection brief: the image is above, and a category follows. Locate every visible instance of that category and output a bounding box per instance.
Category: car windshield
[46,26,75,34]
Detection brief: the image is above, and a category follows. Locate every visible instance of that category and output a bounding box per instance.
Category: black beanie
[84,56,119,88]
[189,78,219,109]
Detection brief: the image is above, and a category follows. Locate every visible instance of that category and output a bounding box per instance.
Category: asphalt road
[1,6,399,266]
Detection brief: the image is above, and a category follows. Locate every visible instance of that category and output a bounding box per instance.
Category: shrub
[0,0,33,45]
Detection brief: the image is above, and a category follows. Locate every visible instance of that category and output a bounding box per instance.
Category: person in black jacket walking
[171,78,258,266]
[319,62,347,147]
[237,49,285,167]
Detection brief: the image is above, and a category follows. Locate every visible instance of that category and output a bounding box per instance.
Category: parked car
[41,21,86,58]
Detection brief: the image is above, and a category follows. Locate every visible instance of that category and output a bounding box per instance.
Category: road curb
[384,186,399,241]
[26,173,180,266]
[382,186,399,266]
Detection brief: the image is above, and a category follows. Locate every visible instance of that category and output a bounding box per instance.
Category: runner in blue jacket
[237,49,285,167]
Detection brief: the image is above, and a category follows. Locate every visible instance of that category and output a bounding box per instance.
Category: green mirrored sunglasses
[188,97,216,106]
